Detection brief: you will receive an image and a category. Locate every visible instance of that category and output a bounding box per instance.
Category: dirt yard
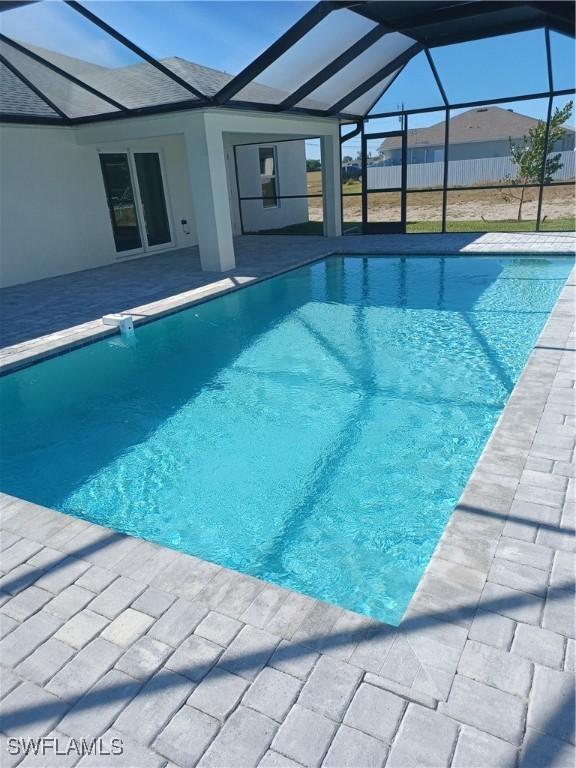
[305,174,574,225]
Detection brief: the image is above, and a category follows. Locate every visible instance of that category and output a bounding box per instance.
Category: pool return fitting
[102,313,135,337]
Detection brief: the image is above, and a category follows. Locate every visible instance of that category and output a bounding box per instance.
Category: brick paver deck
[0,233,574,767]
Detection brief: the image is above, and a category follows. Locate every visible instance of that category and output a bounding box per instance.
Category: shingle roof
[0,60,60,117]
[0,44,121,118]
[381,106,574,151]
[0,41,294,118]
[162,57,293,104]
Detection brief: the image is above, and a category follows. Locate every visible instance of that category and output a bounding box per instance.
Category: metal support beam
[370,87,576,119]
[212,1,346,105]
[441,108,450,232]
[0,34,129,112]
[352,1,526,43]
[341,120,362,144]
[400,117,407,231]
[0,112,64,124]
[536,94,554,231]
[65,1,209,101]
[545,27,554,93]
[199,98,358,120]
[279,25,388,110]
[536,28,555,230]
[362,62,407,116]
[361,129,368,229]
[526,1,574,22]
[393,1,521,36]
[525,2,575,35]
[0,51,70,121]
[327,42,422,115]
[0,1,37,11]
[425,49,448,107]
[543,17,575,37]
[426,17,560,48]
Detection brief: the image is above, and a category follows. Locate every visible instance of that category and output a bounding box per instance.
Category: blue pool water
[1,255,572,624]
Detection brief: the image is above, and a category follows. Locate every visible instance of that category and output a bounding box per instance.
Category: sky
[3,0,573,88]
[2,0,574,140]
[1,1,314,74]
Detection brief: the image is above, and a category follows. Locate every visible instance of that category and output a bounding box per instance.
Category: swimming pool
[1,255,572,624]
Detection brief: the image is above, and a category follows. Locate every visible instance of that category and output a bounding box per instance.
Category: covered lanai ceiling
[0,1,574,125]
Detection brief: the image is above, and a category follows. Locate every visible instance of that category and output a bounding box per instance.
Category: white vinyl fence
[366,150,575,190]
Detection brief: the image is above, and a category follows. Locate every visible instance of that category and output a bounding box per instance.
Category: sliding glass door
[99,153,142,253]
[133,153,172,248]
[100,150,173,255]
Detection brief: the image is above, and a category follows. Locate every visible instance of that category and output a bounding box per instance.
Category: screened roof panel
[295,31,414,111]
[0,1,573,123]
[1,1,141,69]
[0,40,120,118]
[0,60,60,117]
[353,1,574,46]
[232,8,378,105]
[368,52,445,115]
[82,0,315,81]
[340,70,401,117]
[7,42,204,111]
[0,1,200,112]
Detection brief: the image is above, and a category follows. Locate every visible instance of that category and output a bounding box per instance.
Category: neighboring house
[0,43,335,287]
[379,106,575,165]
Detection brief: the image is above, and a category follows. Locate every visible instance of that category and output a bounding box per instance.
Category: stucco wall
[233,141,309,233]
[1,109,341,287]
[0,125,195,288]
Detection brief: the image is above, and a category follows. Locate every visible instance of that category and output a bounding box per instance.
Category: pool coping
[1,248,573,376]
[0,253,327,376]
[1,250,574,713]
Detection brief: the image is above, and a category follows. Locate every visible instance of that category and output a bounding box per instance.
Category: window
[259,147,278,208]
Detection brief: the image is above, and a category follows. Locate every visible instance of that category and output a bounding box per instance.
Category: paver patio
[1,231,574,353]
[0,232,574,767]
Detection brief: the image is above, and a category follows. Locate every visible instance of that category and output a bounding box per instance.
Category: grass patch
[443,218,575,233]
[342,180,362,195]
[539,217,576,232]
[249,218,574,236]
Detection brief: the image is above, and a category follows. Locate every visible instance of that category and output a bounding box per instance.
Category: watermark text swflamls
[7,736,124,758]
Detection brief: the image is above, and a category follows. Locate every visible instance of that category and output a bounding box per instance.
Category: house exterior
[0,45,338,288]
[1,1,573,288]
[379,106,575,165]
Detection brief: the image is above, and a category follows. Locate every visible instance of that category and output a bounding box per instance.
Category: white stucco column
[184,113,235,272]
[321,134,342,238]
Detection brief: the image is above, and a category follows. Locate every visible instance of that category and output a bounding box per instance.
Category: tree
[342,155,353,164]
[306,159,322,172]
[503,101,573,221]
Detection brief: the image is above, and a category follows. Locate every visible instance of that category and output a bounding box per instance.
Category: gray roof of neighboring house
[0,41,293,118]
[380,106,574,151]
